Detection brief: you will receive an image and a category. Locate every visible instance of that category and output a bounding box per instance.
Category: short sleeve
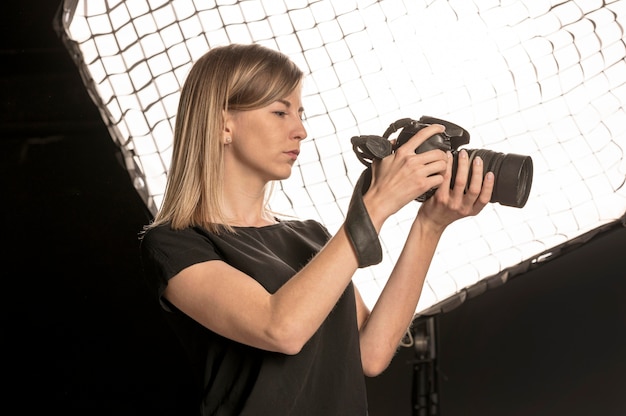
[139,225,221,310]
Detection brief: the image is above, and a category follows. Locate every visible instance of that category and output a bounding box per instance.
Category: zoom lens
[467,149,533,208]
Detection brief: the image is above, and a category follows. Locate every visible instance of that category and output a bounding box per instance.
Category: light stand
[412,316,439,416]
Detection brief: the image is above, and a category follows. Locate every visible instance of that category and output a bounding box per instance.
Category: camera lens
[467,149,533,208]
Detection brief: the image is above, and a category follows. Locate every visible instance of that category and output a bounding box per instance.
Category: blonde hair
[147,43,304,233]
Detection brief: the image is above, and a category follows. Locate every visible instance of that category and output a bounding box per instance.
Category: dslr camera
[351,116,533,208]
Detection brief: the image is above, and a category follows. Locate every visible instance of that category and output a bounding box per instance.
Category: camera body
[398,123,450,151]
[393,118,465,202]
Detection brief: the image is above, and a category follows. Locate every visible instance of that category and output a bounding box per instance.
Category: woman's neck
[222,188,275,227]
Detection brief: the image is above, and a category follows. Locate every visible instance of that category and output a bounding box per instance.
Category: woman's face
[224,85,307,183]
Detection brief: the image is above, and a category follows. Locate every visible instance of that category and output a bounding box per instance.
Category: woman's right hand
[361,123,449,229]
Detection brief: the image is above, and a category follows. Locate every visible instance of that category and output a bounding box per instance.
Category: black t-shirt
[140,219,368,416]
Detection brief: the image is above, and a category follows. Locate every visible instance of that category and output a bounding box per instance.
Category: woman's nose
[293,118,307,141]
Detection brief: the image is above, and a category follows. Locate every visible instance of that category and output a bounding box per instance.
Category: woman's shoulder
[139,222,212,252]
[141,222,192,239]
[277,218,332,239]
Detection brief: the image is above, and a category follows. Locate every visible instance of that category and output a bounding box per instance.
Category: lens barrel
[467,149,533,208]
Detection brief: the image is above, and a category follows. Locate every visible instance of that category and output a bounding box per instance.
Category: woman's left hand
[417,149,494,232]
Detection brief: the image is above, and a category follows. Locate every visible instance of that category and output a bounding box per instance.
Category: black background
[3,1,195,414]
[3,1,626,415]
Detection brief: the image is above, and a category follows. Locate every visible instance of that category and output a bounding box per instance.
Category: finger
[464,155,485,199]
[395,124,446,157]
[466,158,495,214]
[450,149,471,198]
[478,171,495,205]
[440,150,454,189]
[415,149,449,173]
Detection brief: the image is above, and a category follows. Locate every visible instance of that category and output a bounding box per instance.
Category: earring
[224,137,232,144]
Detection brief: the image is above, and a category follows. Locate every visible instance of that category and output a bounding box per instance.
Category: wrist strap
[345,168,382,268]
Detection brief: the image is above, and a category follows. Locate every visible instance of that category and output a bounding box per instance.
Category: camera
[352,116,533,208]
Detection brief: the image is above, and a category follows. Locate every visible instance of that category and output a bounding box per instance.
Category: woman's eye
[274,111,287,117]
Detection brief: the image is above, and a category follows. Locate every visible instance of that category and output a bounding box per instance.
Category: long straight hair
[146,43,304,233]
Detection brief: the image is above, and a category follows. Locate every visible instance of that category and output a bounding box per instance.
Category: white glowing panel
[57,0,626,314]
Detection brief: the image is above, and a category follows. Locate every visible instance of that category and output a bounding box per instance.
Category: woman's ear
[222,110,233,144]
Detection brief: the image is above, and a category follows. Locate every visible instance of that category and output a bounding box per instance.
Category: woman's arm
[356,148,494,376]
[163,223,361,355]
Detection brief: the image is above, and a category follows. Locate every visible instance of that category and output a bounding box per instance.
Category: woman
[140,43,494,415]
